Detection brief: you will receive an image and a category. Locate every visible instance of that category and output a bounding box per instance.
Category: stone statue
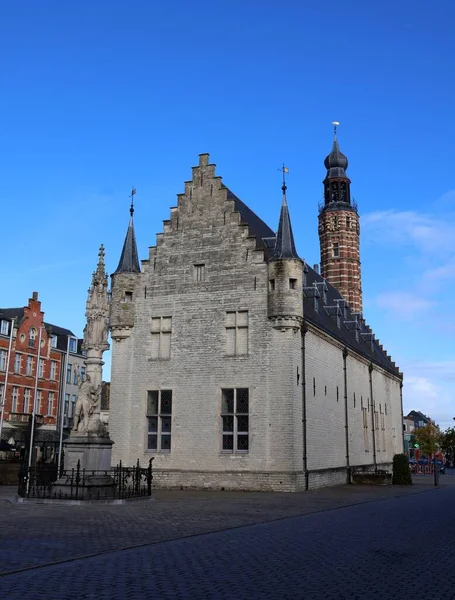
[72,374,102,434]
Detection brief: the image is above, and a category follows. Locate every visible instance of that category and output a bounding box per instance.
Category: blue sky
[1,1,454,428]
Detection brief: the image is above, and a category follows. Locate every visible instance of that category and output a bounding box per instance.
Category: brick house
[0,292,84,446]
[108,140,403,492]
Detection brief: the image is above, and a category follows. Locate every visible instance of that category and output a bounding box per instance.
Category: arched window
[29,328,36,347]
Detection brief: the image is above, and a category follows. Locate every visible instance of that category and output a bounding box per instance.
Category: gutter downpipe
[369,362,378,472]
[399,379,405,454]
[302,322,309,491]
[343,347,351,484]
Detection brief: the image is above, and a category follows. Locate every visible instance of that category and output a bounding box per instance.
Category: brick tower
[318,124,362,314]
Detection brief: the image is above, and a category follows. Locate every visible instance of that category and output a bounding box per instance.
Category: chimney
[313,264,319,274]
[32,292,38,301]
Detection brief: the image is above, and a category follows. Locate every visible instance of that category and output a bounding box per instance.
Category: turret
[268,170,304,330]
[110,189,141,337]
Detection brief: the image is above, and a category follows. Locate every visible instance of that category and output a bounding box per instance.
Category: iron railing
[18,458,154,501]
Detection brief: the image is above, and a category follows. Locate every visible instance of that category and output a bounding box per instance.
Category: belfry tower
[318,123,362,314]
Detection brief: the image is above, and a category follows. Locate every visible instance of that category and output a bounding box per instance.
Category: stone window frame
[221,388,249,454]
[24,388,31,414]
[47,392,54,417]
[26,355,33,376]
[14,353,21,374]
[50,360,57,380]
[225,311,249,356]
[38,358,45,378]
[146,389,172,453]
[29,327,36,348]
[11,386,19,412]
[0,350,6,371]
[36,390,42,414]
[150,317,172,360]
[0,319,9,336]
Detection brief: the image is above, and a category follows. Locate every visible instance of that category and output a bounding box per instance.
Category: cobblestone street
[1,477,454,599]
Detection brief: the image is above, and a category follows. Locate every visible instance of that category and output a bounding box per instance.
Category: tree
[414,423,441,458]
[439,427,455,461]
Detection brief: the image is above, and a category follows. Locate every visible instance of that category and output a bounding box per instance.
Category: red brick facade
[318,208,362,314]
[0,293,63,428]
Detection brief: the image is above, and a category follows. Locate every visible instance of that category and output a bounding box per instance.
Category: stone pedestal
[53,435,116,500]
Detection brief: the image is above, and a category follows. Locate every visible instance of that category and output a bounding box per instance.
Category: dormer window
[51,335,58,348]
[69,337,77,353]
[0,320,9,336]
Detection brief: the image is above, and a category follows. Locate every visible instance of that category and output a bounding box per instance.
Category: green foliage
[414,423,441,458]
[392,454,412,485]
[440,427,455,454]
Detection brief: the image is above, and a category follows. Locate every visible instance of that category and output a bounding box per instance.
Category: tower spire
[113,189,141,274]
[271,165,299,261]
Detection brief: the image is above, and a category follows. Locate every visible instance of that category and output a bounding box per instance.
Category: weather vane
[278,164,289,193]
[129,186,136,217]
[332,121,340,136]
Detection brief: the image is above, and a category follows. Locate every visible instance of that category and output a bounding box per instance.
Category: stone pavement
[0,476,454,599]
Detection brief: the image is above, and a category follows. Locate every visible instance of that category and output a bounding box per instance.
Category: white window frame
[36,390,42,414]
[69,337,77,353]
[221,388,249,454]
[225,311,249,356]
[38,358,45,378]
[14,353,21,374]
[26,356,33,376]
[50,360,57,380]
[146,390,172,453]
[11,386,19,413]
[0,350,7,371]
[47,392,54,416]
[51,335,58,348]
[0,320,9,335]
[24,388,31,414]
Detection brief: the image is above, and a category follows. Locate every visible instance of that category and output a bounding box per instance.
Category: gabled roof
[218,188,400,377]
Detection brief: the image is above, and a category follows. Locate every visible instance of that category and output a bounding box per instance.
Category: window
[269,279,275,291]
[11,387,19,412]
[66,364,72,384]
[64,393,70,417]
[47,392,54,416]
[26,356,33,376]
[221,388,249,453]
[194,264,205,282]
[381,412,386,451]
[0,350,6,371]
[151,317,172,360]
[24,389,31,413]
[1,320,9,335]
[38,358,45,378]
[80,366,86,380]
[51,335,58,348]
[71,394,77,417]
[333,242,339,258]
[29,328,36,347]
[0,385,3,407]
[124,291,133,302]
[50,360,57,380]
[146,390,172,452]
[225,311,248,356]
[289,278,297,290]
[362,407,369,452]
[36,391,42,414]
[14,353,21,374]
[73,367,78,385]
[69,337,77,353]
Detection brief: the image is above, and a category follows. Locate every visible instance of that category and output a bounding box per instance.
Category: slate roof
[113,216,141,274]
[222,188,400,377]
[270,192,299,261]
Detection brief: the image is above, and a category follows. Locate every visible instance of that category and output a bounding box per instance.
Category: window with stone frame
[47,392,54,416]
[221,388,249,453]
[11,386,19,412]
[0,385,3,408]
[380,411,386,451]
[0,350,7,371]
[29,328,36,347]
[50,360,57,380]
[24,388,31,414]
[194,263,205,282]
[26,356,33,376]
[38,358,45,378]
[1,320,9,335]
[225,311,248,356]
[151,317,172,360]
[14,353,21,374]
[36,391,42,414]
[146,390,172,452]
[362,405,369,452]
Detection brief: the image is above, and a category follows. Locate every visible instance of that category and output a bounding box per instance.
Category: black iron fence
[18,458,154,501]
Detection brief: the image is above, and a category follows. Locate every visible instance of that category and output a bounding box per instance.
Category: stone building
[109,137,403,492]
